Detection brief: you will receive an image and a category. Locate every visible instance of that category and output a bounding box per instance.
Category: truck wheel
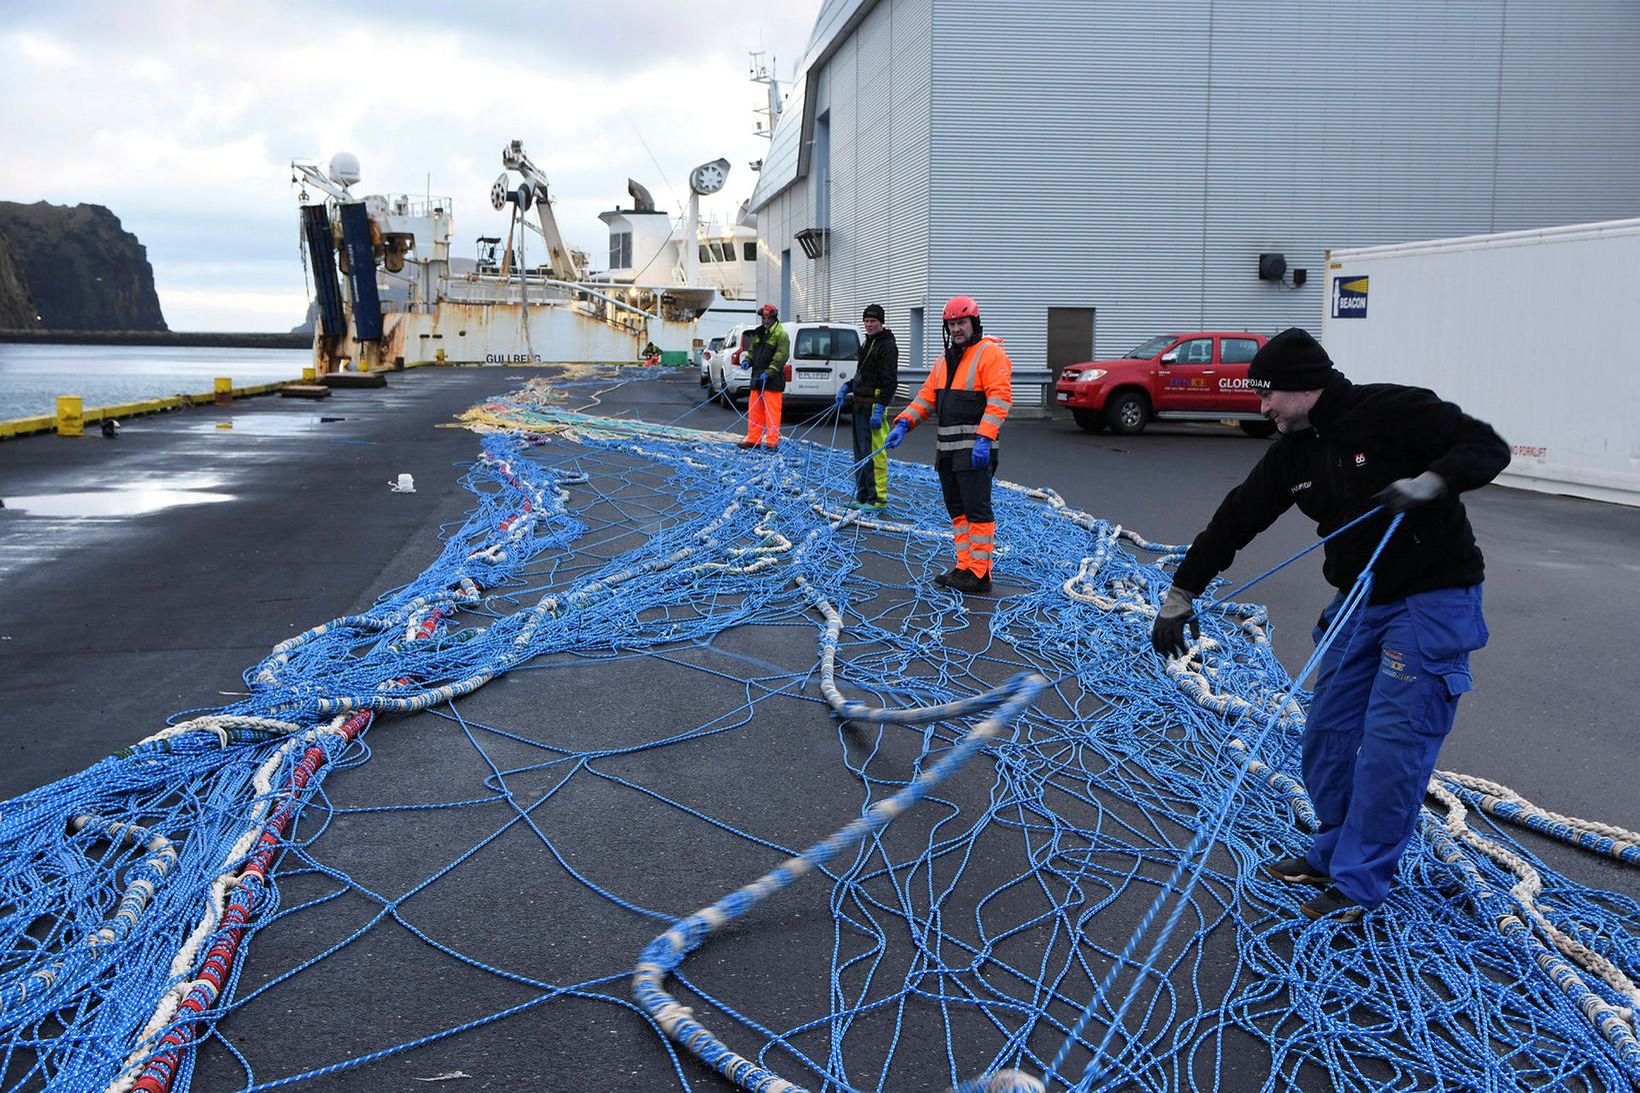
[1071,409,1107,433]
[1105,391,1150,435]
[1239,420,1277,439]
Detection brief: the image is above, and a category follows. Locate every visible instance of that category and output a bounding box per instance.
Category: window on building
[1221,337,1260,364]
[742,241,757,261]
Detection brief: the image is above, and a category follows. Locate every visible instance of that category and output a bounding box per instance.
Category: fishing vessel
[290,141,756,373]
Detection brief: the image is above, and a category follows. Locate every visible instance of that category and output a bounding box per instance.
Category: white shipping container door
[1321,220,1640,506]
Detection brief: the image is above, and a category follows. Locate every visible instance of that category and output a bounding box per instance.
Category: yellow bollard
[56,395,84,437]
[302,366,316,382]
[214,377,233,406]
[435,348,447,365]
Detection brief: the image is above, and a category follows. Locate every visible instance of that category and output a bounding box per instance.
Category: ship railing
[374,195,455,219]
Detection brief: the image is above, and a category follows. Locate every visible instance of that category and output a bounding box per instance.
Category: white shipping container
[1320,219,1640,507]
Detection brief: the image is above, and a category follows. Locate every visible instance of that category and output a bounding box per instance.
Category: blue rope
[2,369,1634,1093]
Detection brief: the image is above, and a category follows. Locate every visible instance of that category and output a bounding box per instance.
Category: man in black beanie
[1150,327,1510,923]
[835,303,900,508]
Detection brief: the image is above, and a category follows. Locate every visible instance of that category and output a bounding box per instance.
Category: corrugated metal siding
[922,0,1640,374]
[1492,0,1640,231]
[932,2,1214,377]
[764,0,1640,379]
[748,0,879,212]
[758,0,933,340]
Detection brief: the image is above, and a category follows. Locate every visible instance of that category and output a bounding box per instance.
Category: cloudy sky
[0,1,820,331]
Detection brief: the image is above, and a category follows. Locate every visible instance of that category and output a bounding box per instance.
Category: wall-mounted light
[1258,253,1287,281]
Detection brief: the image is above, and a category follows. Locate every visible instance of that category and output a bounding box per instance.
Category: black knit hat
[862,303,885,322]
[1248,328,1335,392]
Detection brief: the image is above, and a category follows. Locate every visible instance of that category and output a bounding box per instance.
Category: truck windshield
[1126,335,1180,359]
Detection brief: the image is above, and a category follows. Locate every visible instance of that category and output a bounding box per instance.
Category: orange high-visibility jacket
[896,336,1013,458]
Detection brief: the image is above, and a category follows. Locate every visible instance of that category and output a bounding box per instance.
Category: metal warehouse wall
[926,0,1640,374]
[757,0,934,354]
[763,0,1640,382]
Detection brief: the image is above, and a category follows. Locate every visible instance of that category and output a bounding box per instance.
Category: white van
[781,322,864,407]
[707,324,757,405]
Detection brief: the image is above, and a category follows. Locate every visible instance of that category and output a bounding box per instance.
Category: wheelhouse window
[742,241,757,261]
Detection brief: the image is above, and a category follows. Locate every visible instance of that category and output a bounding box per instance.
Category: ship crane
[290,152,360,205]
[495,140,579,282]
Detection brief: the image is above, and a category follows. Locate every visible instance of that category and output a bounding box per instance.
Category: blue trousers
[1301,584,1488,907]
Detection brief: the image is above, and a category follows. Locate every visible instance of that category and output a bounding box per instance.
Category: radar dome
[328,152,362,188]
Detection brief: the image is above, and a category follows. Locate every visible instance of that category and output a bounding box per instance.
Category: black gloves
[1374,471,1446,514]
[1150,586,1199,658]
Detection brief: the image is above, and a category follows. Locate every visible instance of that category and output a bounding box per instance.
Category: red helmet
[758,304,778,320]
[943,295,980,322]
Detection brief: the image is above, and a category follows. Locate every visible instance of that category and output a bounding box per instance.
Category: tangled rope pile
[1,369,1634,1093]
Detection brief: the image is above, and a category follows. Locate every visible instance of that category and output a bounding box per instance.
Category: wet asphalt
[0,365,1635,1092]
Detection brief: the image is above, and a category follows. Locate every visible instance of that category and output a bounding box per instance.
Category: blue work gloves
[970,435,992,470]
[869,403,884,430]
[1150,586,1199,658]
[1374,471,1446,514]
[834,383,851,408]
[752,372,767,391]
[884,421,909,449]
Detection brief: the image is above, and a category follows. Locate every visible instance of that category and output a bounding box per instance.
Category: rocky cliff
[0,231,37,329]
[0,201,167,331]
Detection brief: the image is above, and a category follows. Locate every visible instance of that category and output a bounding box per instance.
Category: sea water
[0,344,309,419]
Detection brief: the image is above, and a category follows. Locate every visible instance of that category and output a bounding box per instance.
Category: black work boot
[945,569,993,595]
[1261,856,1332,889]
[1300,886,1366,923]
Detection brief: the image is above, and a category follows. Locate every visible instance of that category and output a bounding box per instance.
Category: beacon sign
[1332,275,1369,319]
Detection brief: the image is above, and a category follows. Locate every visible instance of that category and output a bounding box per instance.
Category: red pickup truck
[1054,331,1276,437]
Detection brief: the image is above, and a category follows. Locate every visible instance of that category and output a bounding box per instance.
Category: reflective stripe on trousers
[745,390,783,446]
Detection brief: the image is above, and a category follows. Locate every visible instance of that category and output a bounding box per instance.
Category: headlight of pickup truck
[1079,369,1107,383]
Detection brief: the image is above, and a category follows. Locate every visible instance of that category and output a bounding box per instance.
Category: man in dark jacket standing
[1150,328,1509,922]
[739,304,790,450]
[836,303,900,508]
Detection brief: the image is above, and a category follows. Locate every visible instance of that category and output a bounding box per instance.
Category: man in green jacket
[739,304,790,449]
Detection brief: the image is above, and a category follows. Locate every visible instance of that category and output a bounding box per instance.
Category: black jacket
[852,330,899,406]
[1172,376,1510,604]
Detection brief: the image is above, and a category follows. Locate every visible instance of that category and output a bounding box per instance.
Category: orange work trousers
[745,389,783,447]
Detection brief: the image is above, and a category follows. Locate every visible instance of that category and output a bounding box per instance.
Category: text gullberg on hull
[290,142,757,372]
